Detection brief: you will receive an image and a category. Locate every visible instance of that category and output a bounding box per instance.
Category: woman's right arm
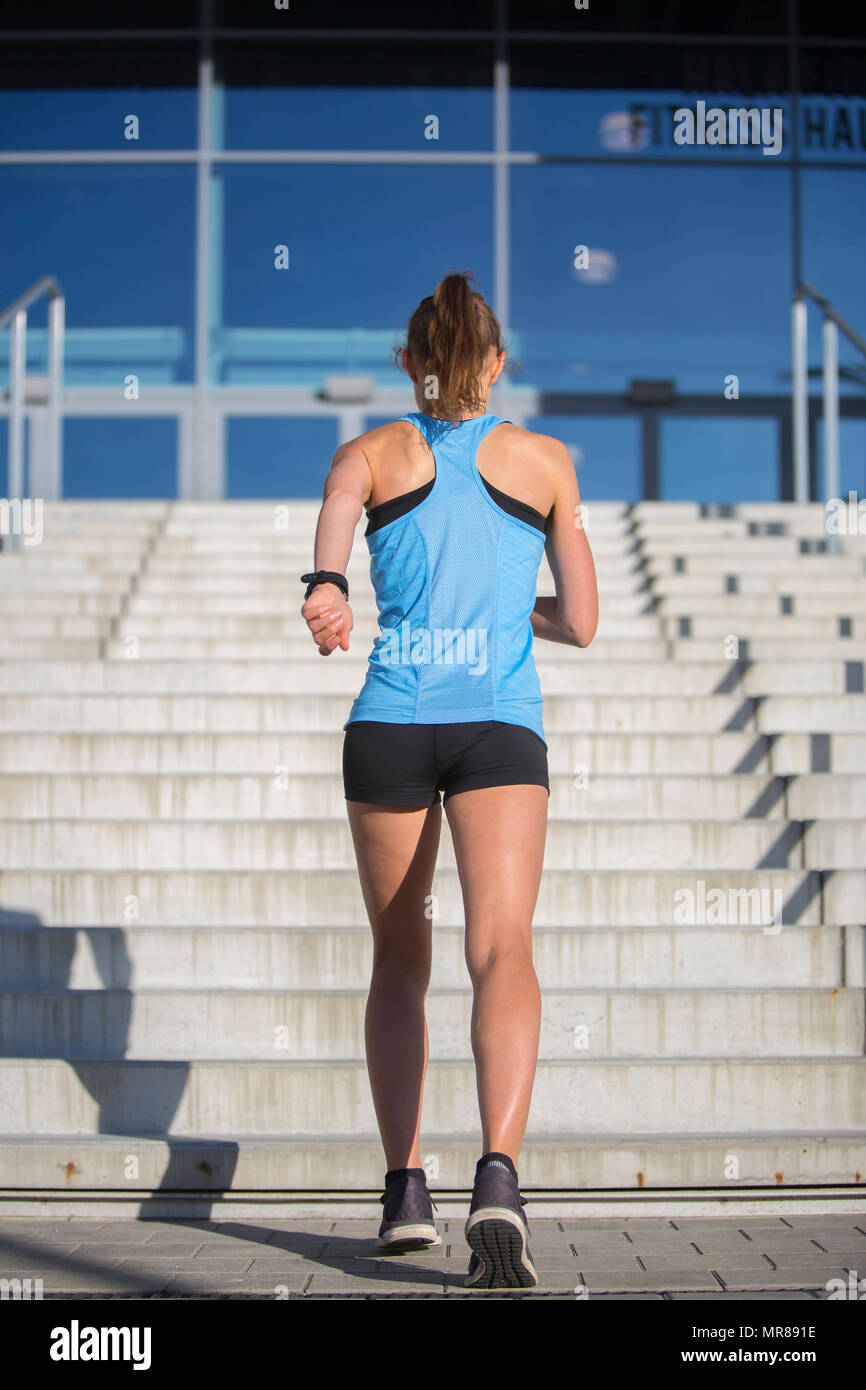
[530,439,599,648]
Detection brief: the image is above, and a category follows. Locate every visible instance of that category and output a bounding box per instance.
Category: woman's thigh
[346,800,443,973]
[443,784,548,975]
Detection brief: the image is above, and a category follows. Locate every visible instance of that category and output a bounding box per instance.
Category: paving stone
[166,1272,303,1293]
[3,1240,86,1254]
[583,1284,670,1295]
[41,1274,146,1293]
[237,1245,325,1267]
[670,1290,818,1300]
[579,1268,722,1291]
[72,1242,206,1257]
[712,1270,829,1290]
[318,1238,387,1257]
[569,1254,657,1269]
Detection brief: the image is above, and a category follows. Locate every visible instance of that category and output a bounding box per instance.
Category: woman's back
[360,415,557,522]
[342,409,554,741]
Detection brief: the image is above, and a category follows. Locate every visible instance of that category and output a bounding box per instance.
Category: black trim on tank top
[365,478,435,535]
[480,476,549,532]
[364,475,549,537]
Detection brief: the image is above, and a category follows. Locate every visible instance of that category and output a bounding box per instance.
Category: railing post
[8,308,27,553]
[791,295,809,503]
[822,315,840,555]
[47,293,65,500]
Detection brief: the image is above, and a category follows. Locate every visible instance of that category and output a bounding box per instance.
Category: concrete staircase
[0,499,864,1215]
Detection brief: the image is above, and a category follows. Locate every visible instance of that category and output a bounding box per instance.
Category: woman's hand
[301,582,353,655]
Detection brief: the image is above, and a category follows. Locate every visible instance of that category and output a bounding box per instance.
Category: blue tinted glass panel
[661,418,779,502]
[63,417,177,498]
[799,50,866,162]
[510,164,790,396]
[226,416,338,498]
[817,419,866,499]
[213,164,494,386]
[511,89,791,160]
[0,166,196,385]
[0,42,198,150]
[221,86,493,152]
[217,38,493,150]
[799,96,866,163]
[802,169,866,397]
[0,87,198,152]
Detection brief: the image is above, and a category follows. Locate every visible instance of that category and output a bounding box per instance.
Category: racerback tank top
[342,410,548,743]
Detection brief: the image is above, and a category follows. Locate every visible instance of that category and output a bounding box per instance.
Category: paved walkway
[1,1213,865,1298]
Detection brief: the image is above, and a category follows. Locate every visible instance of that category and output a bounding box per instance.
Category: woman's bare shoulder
[497,422,574,472]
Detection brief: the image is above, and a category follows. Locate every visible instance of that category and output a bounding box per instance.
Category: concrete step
[2,1133,864,1202]
[0,620,110,638]
[0,690,835,737]
[645,535,866,557]
[3,1057,862,1134]
[98,636,672,663]
[653,553,866,575]
[123,592,663,625]
[0,659,857,698]
[633,501,829,519]
[653,571,866,595]
[1,924,854,991]
[0,867,848,927]
[657,594,866,616]
[78,638,866,664]
[1,771,861,820]
[0,730,854,775]
[103,613,664,639]
[0,596,122,617]
[0,693,755,733]
[1,555,144,575]
[757,697,866,733]
[144,556,644,580]
[0,576,134,595]
[54,636,676,663]
[0,643,103,661]
[0,815,840,870]
[132,575,648,601]
[664,616,861,639]
[2,987,861,1060]
[674,640,866,662]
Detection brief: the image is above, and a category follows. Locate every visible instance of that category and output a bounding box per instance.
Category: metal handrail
[1,275,65,548]
[791,283,866,536]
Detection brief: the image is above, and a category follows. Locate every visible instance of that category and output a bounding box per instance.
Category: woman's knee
[370,940,431,989]
[465,933,535,986]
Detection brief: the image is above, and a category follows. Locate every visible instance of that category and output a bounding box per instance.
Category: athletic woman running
[300,271,598,1289]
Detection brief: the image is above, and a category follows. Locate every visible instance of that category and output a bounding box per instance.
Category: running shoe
[377,1170,441,1252]
[464,1157,538,1288]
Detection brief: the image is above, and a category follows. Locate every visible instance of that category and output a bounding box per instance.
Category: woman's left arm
[301,440,372,655]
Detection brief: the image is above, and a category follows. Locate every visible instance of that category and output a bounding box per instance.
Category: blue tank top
[343,411,547,743]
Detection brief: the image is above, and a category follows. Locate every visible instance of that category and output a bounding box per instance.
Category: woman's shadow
[0,907,237,1217]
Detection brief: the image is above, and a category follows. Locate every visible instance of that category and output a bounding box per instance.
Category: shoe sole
[378,1222,441,1253]
[464,1208,538,1288]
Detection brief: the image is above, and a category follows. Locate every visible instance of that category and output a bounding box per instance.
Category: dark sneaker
[377,1170,441,1252]
[464,1156,537,1288]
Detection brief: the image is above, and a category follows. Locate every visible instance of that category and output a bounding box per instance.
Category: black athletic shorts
[342,719,549,807]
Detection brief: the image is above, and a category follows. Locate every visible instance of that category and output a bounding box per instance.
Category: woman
[300,271,598,1289]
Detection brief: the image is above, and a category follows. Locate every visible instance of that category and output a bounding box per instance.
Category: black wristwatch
[301,570,350,601]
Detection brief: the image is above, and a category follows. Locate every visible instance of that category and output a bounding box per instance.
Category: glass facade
[0,3,864,500]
